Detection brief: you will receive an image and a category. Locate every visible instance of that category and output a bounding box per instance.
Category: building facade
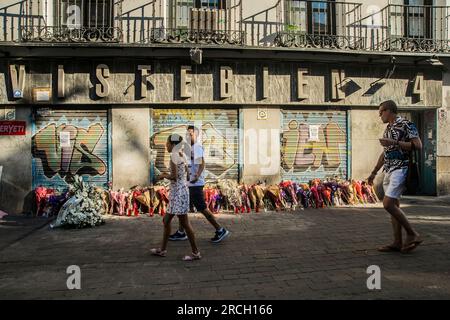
[0,0,449,214]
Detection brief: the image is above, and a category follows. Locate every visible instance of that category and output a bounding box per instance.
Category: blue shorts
[189,186,207,212]
[383,167,408,199]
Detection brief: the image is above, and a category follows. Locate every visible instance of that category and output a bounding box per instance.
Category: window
[404,0,432,38]
[286,0,336,35]
[170,0,227,30]
[170,0,194,29]
[197,0,227,10]
[58,0,113,30]
[286,0,307,32]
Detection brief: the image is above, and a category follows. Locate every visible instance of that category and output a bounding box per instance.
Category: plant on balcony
[286,24,299,33]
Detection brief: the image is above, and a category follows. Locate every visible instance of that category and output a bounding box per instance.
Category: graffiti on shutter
[32,109,109,189]
[281,110,348,182]
[150,109,239,182]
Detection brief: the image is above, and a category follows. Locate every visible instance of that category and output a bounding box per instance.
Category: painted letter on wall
[9,65,26,99]
[96,64,110,98]
[220,66,234,98]
[180,65,192,98]
[137,65,151,98]
[297,68,309,100]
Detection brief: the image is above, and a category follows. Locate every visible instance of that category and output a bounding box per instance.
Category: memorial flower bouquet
[51,175,105,229]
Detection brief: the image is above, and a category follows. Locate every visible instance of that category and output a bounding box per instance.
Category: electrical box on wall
[0,107,16,120]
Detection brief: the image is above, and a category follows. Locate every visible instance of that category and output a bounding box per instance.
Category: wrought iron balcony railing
[0,0,243,45]
[0,0,27,42]
[118,0,243,45]
[354,3,450,53]
[274,0,365,50]
[18,0,122,42]
[1,0,449,54]
[242,0,365,50]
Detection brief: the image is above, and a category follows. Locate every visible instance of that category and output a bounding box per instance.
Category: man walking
[169,125,230,243]
[368,100,423,253]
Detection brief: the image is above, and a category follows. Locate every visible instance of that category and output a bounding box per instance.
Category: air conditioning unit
[190,8,226,32]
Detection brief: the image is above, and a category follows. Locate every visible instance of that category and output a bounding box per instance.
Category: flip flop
[377,245,401,252]
[182,252,201,261]
[150,248,167,257]
[401,240,423,254]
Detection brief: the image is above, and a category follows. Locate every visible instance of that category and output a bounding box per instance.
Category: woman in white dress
[150,134,201,261]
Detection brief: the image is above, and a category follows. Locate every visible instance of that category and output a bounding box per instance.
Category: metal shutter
[32,108,110,190]
[281,109,348,183]
[150,108,239,182]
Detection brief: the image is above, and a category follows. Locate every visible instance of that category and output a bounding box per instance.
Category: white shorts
[383,167,408,199]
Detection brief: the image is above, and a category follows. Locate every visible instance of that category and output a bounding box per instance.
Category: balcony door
[286,0,336,35]
[169,0,227,30]
[404,0,432,38]
[57,0,113,30]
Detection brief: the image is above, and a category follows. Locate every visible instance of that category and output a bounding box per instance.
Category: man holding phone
[169,125,230,243]
[368,100,423,253]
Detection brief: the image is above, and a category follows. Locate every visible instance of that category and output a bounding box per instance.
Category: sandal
[150,248,167,257]
[182,252,202,261]
[401,239,423,254]
[377,245,401,252]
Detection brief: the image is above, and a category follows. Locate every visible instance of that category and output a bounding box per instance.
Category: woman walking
[150,134,201,261]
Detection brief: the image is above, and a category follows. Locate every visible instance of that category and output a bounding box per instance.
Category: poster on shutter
[59,131,71,148]
[308,125,320,141]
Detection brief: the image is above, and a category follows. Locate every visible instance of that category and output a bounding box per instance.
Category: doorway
[398,109,437,195]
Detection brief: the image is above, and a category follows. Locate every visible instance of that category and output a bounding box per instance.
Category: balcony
[0,0,449,55]
[275,0,365,50]
[354,3,450,53]
[0,0,243,45]
[141,0,244,45]
[4,0,122,43]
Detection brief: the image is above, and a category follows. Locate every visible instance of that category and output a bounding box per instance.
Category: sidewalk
[0,213,53,252]
[0,197,449,300]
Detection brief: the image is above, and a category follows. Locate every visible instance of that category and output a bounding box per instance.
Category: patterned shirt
[383,116,419,173]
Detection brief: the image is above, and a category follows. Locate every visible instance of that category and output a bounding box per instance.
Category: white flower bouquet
[51,175,106,229]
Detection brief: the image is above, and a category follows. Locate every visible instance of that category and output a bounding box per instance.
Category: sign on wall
[0,120,26,135]
[1,62,442,107]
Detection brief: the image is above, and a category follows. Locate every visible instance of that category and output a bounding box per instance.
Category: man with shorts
[368,100,423,253]
[169,125,230,243]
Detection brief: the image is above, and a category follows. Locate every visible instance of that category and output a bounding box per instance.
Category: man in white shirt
[169,125,230,243]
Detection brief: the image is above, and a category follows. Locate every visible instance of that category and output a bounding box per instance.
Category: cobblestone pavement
[0,198,449,300]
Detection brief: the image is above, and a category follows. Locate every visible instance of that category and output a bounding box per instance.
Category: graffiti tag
[33,123,107,180]
[282,119,346,173]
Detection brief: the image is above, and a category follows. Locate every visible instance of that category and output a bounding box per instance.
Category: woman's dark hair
[380,100,398,114]
[167,134,183,145]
